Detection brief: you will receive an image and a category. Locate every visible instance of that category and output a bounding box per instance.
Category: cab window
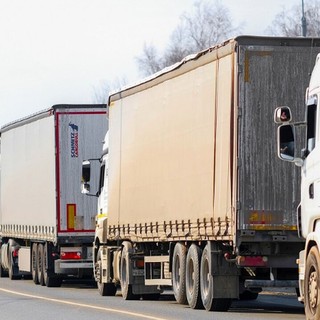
[306,103,317,155]
[98,164,105,196]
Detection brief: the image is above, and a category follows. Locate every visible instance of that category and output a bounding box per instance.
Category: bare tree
[267,0,320,37]
[136,0,239,77]
[92,77,128,104]
[136,43,164,75]
[92,80,110,104]
[163,25,191,67]
[181,0,236,52]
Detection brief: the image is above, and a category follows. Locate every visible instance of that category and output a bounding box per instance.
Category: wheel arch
[306,239,318,257]
[305,223,320,258]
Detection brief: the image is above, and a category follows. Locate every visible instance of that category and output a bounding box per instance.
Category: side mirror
[278,124,295,161]
[274,106,292,124]
[81,159,100,197]
[81,182,90,195]
[82,160,91,182]
[81,160,91,195]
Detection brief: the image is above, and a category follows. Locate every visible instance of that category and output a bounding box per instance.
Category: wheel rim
[174,256,181,290]
[309,268,318,311]
[121,256,127,284]
[32,244,38,283]
[95,251,102,284]
[38,247,42,277]
[201,255,210,298]
[32,255,35,272]
[97,261,102,284]
[43,246,47,283]
[187,258,195,294]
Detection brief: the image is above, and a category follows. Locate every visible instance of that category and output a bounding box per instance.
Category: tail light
[237,256,268,267]
[135,259,144,269]
[60,247,82,260]
[13,249,19,258]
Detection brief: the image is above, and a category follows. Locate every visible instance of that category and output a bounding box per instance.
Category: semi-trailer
[82,36,320,311]
[0,104,106,286]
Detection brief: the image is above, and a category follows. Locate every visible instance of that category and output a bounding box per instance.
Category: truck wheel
[8,240,20,280]
[305,246,320,319]
[8,258,15,280]
[186,244,203,309]
[37,244,45,286]
[0,263,8,278]
[120,242,137,300]
[0,244,9,278]
[31,243,39,284]
[200,244,231,311]
[96,248,117,296]
[0,243,8,277]
[43,243,49,286]
[172,242,187,305]
[8,253,20,280]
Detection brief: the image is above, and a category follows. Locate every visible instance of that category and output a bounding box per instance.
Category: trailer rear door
[55,107,106,236]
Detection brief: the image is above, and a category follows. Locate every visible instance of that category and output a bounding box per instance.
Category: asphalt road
[0,278,305,320]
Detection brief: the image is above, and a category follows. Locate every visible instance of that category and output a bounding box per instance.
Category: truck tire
[186,244,203,309]
[200,243,231,311]
[32,243,39,284]
[37,244,45,286]
[43,243,50,287]
[0,243,9,278]
[96,248,117,296]
[8,257,16,280]
[305,246,320,319]
[8,240,20,280]
[0,263,8,278]
[8,253,20,280]
[172,242,187,305]
[120,241,138,300]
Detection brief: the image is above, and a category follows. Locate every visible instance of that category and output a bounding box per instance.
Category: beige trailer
[108,43,234,241]
[82,36,320,311]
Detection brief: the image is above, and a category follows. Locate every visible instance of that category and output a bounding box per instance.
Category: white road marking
[0,288,168,320]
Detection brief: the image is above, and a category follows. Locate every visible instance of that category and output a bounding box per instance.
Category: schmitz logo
[69,122,79,158]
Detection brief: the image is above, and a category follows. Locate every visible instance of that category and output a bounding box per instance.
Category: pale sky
[0,0,301,126]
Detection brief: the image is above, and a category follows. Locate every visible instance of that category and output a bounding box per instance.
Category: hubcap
[202,258,209,296]
[309,270,318,309]
[95,261,101,283]
[187,258,195,293]
[174,258,181,289]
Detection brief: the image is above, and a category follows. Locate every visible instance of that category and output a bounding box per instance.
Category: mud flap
[209,241,239,299]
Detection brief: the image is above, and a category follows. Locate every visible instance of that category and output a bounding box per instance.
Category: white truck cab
[81,132,117,296]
